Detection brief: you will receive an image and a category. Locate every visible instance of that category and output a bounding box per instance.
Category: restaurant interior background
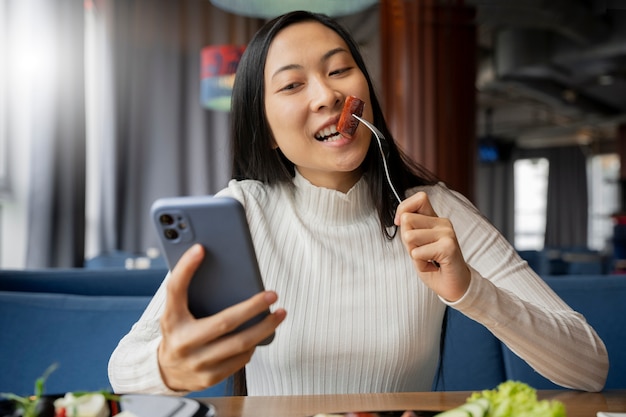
[1,0,626,273]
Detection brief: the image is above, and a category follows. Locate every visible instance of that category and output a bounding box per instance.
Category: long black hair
[230,10,440,239]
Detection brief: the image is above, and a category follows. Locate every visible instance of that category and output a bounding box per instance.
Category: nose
[309,76,341,112]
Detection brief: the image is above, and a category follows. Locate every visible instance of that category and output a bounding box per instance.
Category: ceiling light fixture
[209,0,378,19]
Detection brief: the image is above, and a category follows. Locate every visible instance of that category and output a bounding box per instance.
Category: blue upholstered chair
[0,268,230,398]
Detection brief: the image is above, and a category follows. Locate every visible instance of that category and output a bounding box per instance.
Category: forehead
[265,21,348,67]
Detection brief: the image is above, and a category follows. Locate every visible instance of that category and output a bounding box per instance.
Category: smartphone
[151,195,274,345]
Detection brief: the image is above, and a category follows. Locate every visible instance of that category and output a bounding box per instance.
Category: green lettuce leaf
[469,381,566,417]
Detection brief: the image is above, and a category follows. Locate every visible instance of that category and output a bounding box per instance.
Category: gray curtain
[544,146,589,247]
[476,145,589,249]
[21,0,263,267]
[16,1,380,267]
[93,0,263,257]
[101,2,379,256]
[476,160,515,242]
[25,0,86,267]
[507,145,590,250]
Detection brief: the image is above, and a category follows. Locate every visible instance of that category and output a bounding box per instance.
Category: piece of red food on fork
[337,95,365,139]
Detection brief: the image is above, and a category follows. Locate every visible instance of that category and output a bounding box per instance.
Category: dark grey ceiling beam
[467,0,609,45]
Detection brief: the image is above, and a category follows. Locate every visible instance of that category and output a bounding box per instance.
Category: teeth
[315,125,340,141]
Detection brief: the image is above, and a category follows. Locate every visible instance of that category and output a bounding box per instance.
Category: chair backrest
[0,268,167,296]
[0,267,232,398]
[502,275,626,390]
[433,307,506,391]
[0,291,151,396]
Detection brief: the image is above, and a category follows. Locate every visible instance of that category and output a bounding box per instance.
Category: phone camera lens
[159,214,174,225]
[164,228,179,240]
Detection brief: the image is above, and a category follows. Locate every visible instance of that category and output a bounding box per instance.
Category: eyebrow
[270,47,350,81]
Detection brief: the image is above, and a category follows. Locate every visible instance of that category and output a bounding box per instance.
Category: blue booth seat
[2,269,624,396]
[0,268,229,398]
[0,291,152,396]
[433,307,506,391]
[501,275,626,390]
[517,250,551,276]
[0,268,167,296]
[518,248,607,276]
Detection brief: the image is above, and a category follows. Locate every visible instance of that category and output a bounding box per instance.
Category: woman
[108,11,608,395]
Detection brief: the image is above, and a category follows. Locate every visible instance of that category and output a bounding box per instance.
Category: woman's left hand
[394,191,471,302]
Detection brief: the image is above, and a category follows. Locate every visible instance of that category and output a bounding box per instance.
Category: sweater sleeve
[429,184,608,392]
[107,274,187,395]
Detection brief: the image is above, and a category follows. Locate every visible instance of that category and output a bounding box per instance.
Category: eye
[279,82,302,92]
[330,67,352,77]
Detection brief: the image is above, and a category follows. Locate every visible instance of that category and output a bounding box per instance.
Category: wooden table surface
[201,390,626,417]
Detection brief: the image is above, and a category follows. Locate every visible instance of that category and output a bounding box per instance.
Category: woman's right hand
[157,244,286,392]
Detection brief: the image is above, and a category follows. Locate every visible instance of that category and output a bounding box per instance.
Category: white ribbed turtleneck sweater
[108,171,608,395]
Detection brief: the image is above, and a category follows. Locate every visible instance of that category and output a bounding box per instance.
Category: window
[588,153,620,251]
[514,158,549,250]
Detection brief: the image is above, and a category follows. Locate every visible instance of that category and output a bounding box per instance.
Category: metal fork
[352,114,402,204]
[353,114,441,268]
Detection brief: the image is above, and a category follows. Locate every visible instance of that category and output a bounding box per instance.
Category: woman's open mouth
[315,124,343,142]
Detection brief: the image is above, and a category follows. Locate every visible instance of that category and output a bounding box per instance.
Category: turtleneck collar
[292,169,375,225]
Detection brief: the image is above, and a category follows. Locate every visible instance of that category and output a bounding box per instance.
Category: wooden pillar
[380,0,477,201]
